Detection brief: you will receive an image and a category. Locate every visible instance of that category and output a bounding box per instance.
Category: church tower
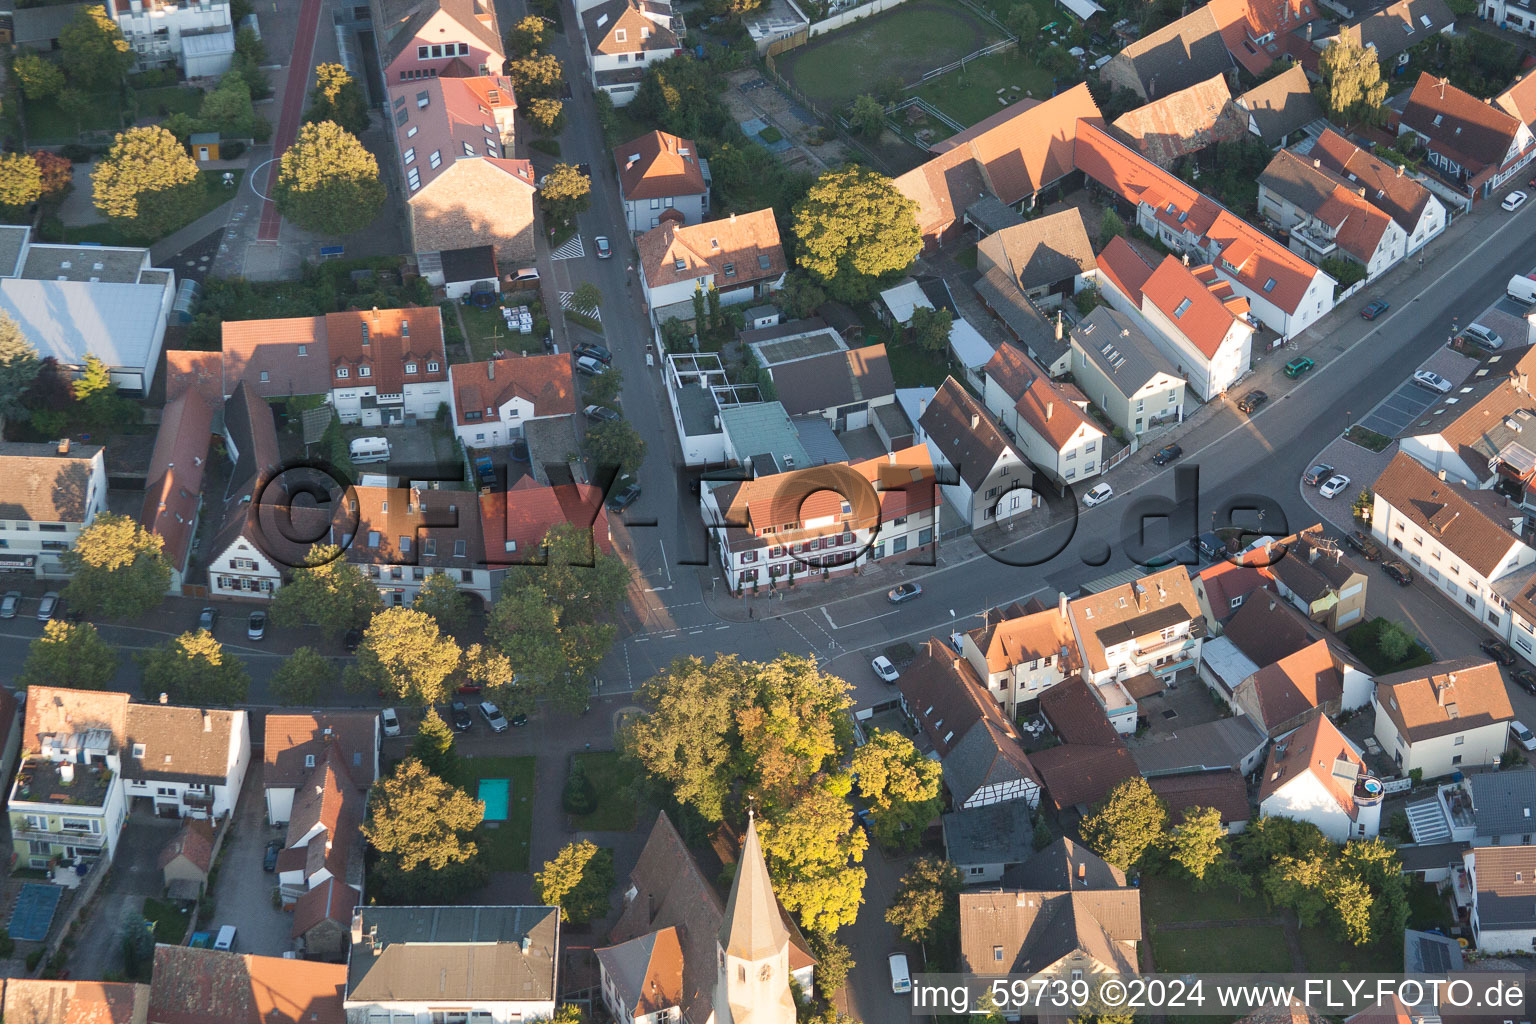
[714,811,798,1024]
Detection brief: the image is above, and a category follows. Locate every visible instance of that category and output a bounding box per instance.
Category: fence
[886,95,964,135]
[951,0,1016,37]
[917,36,1016,82]
[807,0,917,37]
[762,55,827,120]
[764,27,808,56]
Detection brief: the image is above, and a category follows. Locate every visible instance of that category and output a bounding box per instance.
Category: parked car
[887,583,923,604]
[594,235,613,259]
[1462,323,1504,350]
[510,713,529,727]
[380,707,401,737]
[1083,482,1113,506]
[449,701,473,732]
[247,610,266,641]
[36,592,59,622]
[1383,560,1414,585]
[455,681,485,696]
[474,455,495,485]
[1504,190,1529,212]
[1283,356,1315,379]
[576,355,608,376]
[1237,390,1268,414]
[1345,530,1382,561]
[263,840,282,872]
[213,926,237,951]
[584,404,621,423]
[0,591,19,619]
[1361,300,1390,320]
[1514,668,1536,696]
[197,606,218,631]
[1319,474,1351,499]
[607,480,642,512]
[1482,638,1519,666]
[1412,370,1453,393]
[1151,444,1182,466]
[1192,531,1225,560]
[1513,720,1536,752]
[1303,464,1334,486]
[481,701,509,733]
[872,656,900,683]
[888,953,912,995]
[574,342,613,364]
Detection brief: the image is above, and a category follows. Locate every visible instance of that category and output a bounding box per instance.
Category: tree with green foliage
[92,126,201,236]
[1006,2,1039,40]
[0,311,40,424]
[270,646,336,706]
[851,729,942,850]
[551,1007,586,1024]
[583,362,624,407]
[907,305,951,353]
[199,73,266,139]
[1375,620,1417,663]
[347,606,462,707]
[363,758,484,901]
[535,840,616,923]
[570,281,602,314]
[1032,817,1054,851]
[886,855,960,944]
[848,94,885,137]
[18,620,118,690]
[526,96,564,135]
[759,773,868,934]
[305,63,370,136]
[12,54,64,102]
[140,630,249,705]
[1167,805,1227,882]
[738,655,854,810]
[807,931,853,996]
[59,4,132,89]
[507,52,564,99]
[563,758,597,814]
[502,521,633,624]
[1099,208,1127,249]
[61,513,171,619]
[507,15,548,57]
[411,708,459,781]
[270,545,381,639]
[777,271,826,320]
[232,26,270,99]
[411,571,470,632]
[1080,777,1168,871]
[275,120,385,235]
[633,56,732,141]
[1334,838,1409,944]
[793,165,921,303]
[624,655,747,821]
[586,419,647,475]
[1319,37,1388,126]
[539,162,591,226]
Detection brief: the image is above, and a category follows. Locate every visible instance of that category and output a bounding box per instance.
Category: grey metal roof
[1470,769,1536,836]
[942,800,1032,867]
[0,226,29,279]
[789,415,849,466]
[974,268,1067,367]
[347,906,559,1004]
[21,242,149,284]
[1131,715,1269,775]
[0,279,170,374]
[720,402,811,472]
[1070,306,1178,398]
[966,195,1026,236]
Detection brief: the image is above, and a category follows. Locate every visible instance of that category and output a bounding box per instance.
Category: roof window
[1262,278,1277,292]
[1173,298,1192,319]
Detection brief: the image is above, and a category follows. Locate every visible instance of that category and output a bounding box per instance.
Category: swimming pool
[478,778,510,822]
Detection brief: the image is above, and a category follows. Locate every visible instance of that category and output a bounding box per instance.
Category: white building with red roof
[386,74,536,261]
[1258,712,1383,841]
[326,307,450,427]
[1258,150,1408,281]
[480,477,613,569]
[448,353,577,449]
[1075,119,1336,340]
[975,348,1105,489]
[699,445,939,591]
[1397,71,1536,201]
[614,131,710,233]
[637,209,786,328]
[1096,235,1255,401]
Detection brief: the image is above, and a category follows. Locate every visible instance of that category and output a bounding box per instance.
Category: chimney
[57,438,69,454]
[1055,314,1063,341]
[1046,402,1054,421]
[1182,252,1190,267]
[1077,862,1086,882]
[919,398,927,414]
[159,692,168,704]
[1313,158,1321,168]
[521,936,532,955]
[351,913,365,945]
[202,711,212,732]
[1309,544,1320,563]
[1058,591,1068,618]
[971,413,980,429]
[1438,469,1447,481]
[729,212,737,223]
[487,361,495,380]
[888,451,896,464]
[1305,20,1312,38]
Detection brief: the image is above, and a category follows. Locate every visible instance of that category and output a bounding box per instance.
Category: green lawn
[142,897,192,945]
[914,47,1055,128]
[1140,874,1268,924]
[568,750,638,832]
[456,301,546,361]
[60,170,243,247]
[1406,880,1455,933]
[133,86,206,118]
[1345,618,1433,675]
[777,0,1003,110]
[885,339,949,388]
[458,755,536,872]
[1151,924,1293,974]
[25,90,124,144]
[1296,927,1398,973]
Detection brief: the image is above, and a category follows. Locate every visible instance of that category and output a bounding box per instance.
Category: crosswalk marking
[551,235,585,260]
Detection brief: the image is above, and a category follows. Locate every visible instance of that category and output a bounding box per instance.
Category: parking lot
[206,764,294,957]
[1355,379,1443,438]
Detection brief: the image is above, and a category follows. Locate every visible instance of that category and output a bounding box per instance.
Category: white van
[349,437,391,464]
[213,925,237,951]
[888,952,911,994]
[1509,274,1536,305]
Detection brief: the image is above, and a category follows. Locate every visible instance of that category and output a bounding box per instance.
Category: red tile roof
[1213,0,1319,75]
[263,712,377,791]
[1259,149,1394,264]
[1375,657,1514,742]
[449,354,576,425]
[1111,74,1248,168]
[141,389,216,573]
[482,476,613,563]
[220,316,328,399]
[1240,639,1343,730]
[387,75,528,196]
[1148,769,1251,826]
[1039,677,1120,746]
[1030,740,1138,811]
[2,980,149,1024]
[291,877,360,940]
[159,817,216,875]
[149,946,345,1024]
[1015,373,1102,451]
[336,484,486,571]
[1400,72,1531,186]
[1494,72,1536,128]
[1142,255,1249,358]
[1197,559,1271,620]
[1257,711,1365,818]
[638,209,784,291]
[165,350,223,406]
[1095,235,1156,305]
[615,131,707,201]
[325,308,448,396]
[1310,128,1437,234]
[1372,451,1529,578]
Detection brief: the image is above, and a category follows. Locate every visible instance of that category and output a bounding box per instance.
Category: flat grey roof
[790,415,849,466]
[0,279,168,371]
[753,328,845,367]
[721,401,810,471]
[676,381,720,438]
[0,226,29,278]
[943,800,1032,866]
[1131,715,1268,775]
[21,243,149,284]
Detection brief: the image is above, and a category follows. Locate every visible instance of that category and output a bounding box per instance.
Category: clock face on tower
[759,965,772,982]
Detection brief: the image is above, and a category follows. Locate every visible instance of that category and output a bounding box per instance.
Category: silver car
[1412,370,1452,393]
[0,591,19,619]
[36,592,58,621]
[1462,323,1503,350]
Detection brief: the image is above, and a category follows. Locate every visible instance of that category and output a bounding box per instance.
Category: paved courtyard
[68,816,181,979]
[206,765,294,958]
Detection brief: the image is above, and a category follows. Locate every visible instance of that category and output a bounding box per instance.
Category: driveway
[68,815,181,979]
[206,763,293,957]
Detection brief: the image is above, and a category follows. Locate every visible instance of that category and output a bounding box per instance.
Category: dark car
[1481,638,1519,666]
[888,583,923,604]
[263,840,282,872]
[1151,444,1183,466]
[1303,463,1334,487]
[573,342,613,364]
[1345,530,1382,561]
[510,439,530,463]
[1361,299,1390,320]
[1514,668,1536,696]
[449,700,473,731]
[1237,390,1269,414]
[510,713,529,727]
[607,482,642,512]
[1383,560,1414,585]
[584,404,621,423]
[197,606,219,631]
[343,628,363,653]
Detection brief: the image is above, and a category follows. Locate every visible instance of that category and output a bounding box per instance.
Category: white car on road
[872,656,900,683]
[1412,370,1452,393]
[1319,474,1351,499]
[1504,190,1529,212]
[1083,483,1113,507]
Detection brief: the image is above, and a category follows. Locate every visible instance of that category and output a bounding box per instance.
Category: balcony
[1290,225,1338,259]
[1130,635,1194,667]
[11,825,105,849]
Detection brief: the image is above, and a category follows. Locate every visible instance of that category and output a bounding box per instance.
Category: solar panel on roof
[1417,935,1451,972]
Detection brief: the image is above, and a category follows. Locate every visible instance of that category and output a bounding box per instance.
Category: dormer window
[1173,298,1191,319]
[723,262,736,277]
[1262,278,1277,293]
[674,258,686,271]
[361,323,369,345]
[305,754,316,768]
[416,90,429,109]
[337,367,349,378]
[359,365,372,378]
[406,362,418,374]
[428,361,440,372]
[132,743,145,759]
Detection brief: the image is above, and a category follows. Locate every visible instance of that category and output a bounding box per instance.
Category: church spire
[719,809,791,961]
